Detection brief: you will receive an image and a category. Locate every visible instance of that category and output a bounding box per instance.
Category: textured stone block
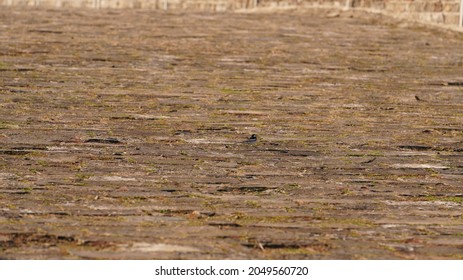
[385,1,408,13]
[417,11,446,22]
[442,2,460,12]
[442,12,460,24]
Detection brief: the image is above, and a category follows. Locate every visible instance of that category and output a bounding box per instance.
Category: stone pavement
[0,7,462,259]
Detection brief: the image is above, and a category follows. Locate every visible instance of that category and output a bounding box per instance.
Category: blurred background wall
[1,0,462,27]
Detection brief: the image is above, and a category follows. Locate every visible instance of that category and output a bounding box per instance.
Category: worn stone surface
[0,7,463,259]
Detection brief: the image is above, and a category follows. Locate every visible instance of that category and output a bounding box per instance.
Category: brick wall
[256,0,461,26]
[351,0,462,26]
[1,0,462,27]
[0,0,250,10]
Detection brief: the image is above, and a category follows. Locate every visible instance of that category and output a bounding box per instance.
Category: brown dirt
[0,7,463,259]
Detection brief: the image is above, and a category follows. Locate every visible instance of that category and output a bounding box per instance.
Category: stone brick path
[0,8,462,259]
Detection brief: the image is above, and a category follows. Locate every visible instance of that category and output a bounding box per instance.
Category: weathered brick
[442,2,460,12]
[443,12,461,24]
